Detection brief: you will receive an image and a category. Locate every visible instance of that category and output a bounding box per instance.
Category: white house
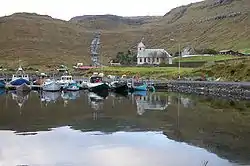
[137,41,172,65]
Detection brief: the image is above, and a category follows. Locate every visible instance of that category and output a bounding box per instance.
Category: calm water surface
[0,89,249,166]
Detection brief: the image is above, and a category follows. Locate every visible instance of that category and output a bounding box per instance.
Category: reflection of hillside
[0,92,249,164]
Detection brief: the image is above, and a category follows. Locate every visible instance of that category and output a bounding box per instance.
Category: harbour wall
[154,81,250,100]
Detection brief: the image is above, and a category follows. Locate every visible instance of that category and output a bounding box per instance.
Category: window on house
[157,58,159,62]
[144,58,146,62]
[140,58,142,62]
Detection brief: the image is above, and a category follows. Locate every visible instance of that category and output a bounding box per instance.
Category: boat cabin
[12,67,29,81]
[60,75,73,81]
[90,76,103,83]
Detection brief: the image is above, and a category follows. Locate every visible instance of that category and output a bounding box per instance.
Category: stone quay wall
[154,81,250,100]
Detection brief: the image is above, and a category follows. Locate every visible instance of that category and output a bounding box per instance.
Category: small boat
[65,82,80,91]
[128,81,147,91]
[42,79,61,92]
[56,75,75,88]
[33,73,47,85]
[110,80,128,93]
[10,66,31,86]
[87,73,110,92]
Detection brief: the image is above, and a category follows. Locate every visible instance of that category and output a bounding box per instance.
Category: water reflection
[131,91,170,115]
[0,90,249,166]
[40,91,61,105]
[10,90,29,110]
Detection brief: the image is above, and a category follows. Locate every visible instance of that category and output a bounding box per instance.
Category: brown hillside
[0,0,249,69]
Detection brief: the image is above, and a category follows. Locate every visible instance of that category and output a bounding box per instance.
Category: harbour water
[0,89,249,166]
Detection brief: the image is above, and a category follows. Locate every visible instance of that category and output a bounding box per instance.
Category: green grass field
[91,66,194,79]
[173,55,240,63]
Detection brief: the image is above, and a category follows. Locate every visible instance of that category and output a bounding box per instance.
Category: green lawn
[173,55,240,63]
[91,66,194,79]
[240,48,250,54]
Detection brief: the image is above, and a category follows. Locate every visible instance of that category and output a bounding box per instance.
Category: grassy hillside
[0,0,249,69]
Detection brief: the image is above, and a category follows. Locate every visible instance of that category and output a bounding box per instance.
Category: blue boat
[65,82,80,91]
[9,66,31,86]
[128,80,148,91]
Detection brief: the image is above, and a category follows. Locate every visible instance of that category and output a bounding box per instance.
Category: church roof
[138,49,172,58]
[138,42,145,48]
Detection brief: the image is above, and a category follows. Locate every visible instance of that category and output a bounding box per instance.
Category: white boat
[56,75,75,88]
[9,66,31,91]
[87,73,110,92]
[42,79,61,92]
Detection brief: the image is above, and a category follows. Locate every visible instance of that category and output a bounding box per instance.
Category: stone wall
[155,81,250,100]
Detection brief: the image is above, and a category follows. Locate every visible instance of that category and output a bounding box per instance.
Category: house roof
[219,50,233,53]
[138,42,146,48]
[137,49,172,58]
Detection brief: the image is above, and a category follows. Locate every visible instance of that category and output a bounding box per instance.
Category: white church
[137,40,172,65]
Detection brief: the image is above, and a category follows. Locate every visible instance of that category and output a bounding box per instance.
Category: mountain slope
[0,0,249,69]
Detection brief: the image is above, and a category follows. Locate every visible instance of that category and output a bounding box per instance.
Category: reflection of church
[132,93,171,115]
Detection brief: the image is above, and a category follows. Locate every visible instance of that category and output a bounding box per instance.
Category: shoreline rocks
[155,81,250,100]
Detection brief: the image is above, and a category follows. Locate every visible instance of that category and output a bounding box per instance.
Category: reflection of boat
[0,79,6,88]
[132,91,147,97]
[42,79,61,92]
[11,90,29,108]
[9,66,31,90]
[16,83,31,92]
[40,91,60,103]
[0,88,6,96]
[61,91,80,100]
[110,81,128,93]
[88,92,105,111]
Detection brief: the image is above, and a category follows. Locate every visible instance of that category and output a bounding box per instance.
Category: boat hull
[10,78,30,86]
[42,82,61,92]
[65,85,80,91]
[16,83,31,92]
[88,83,110,92]
[129,84,147,91]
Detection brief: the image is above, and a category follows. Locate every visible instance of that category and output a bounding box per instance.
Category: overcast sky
[0,0,202,20]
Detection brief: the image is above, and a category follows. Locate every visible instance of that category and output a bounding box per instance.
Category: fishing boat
[87,73,110,92]
[33,73,47,85]
[128,77,155,92]
[9,66,31,91]
[110,80,128,93]
[42,79,61,92]
[65,82,80,91]
[56,75,75,88]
